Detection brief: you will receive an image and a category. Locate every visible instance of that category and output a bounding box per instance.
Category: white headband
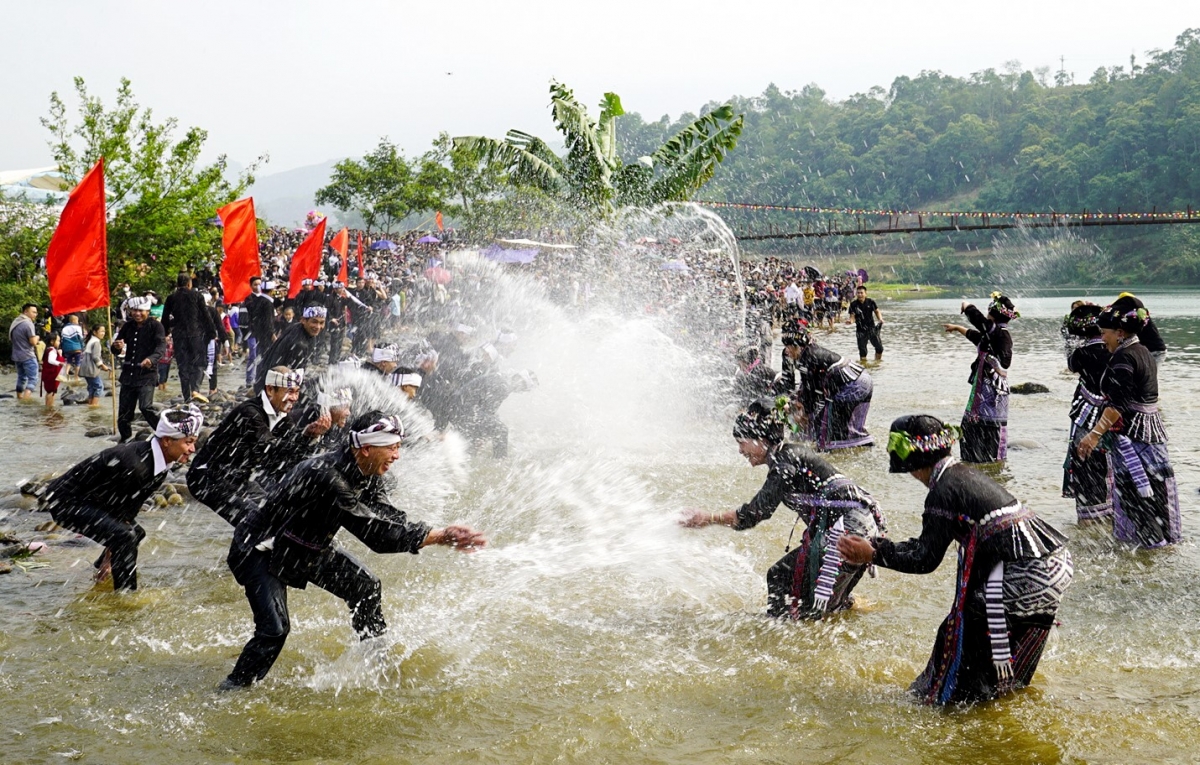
[350,415,405,448]
[392,372,422,388]
[264,368,303,389]
[126,296,153,311]
[372,346,398,363]
[303,306,327,318]
[301,279,314,286]
[496,331,518,345]
[454,323,475,335]
[155,405,204,439]
[317,386,354,408]
[481,343,499,363]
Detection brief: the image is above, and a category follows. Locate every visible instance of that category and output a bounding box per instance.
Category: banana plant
[454,81,743,215]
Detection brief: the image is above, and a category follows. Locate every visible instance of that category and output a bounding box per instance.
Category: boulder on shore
[1011,382,1051,395]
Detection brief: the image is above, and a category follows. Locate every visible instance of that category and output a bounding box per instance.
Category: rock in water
[1011,382,1050,394]
[86,426,113,438]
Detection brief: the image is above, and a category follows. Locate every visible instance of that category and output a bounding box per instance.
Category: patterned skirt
[910,548,1073,705]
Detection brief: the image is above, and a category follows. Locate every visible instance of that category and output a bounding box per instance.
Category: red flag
[435,211,444,231]
[355,232,365,279]
[47,159,109,315]
[330,227,349,285]
[287,217,328,299]
[217,197,260,304]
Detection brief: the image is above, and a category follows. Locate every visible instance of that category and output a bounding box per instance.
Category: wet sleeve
[734,466,785,530]
[1100,355,1138,410]
[871,511,954,574]
[963,304,988,332]
[341,502,431,554]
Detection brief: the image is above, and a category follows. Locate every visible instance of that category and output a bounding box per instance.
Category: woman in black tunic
[943,293,1017,464]
[839,415,1072,705]
[1077,297,1180,548]
[681,402,885,618]
[1062,303,1113,523]
[779,320,874,450]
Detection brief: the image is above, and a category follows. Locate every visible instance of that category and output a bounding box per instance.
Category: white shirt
[150,437,170,476]
[261,391,285,432]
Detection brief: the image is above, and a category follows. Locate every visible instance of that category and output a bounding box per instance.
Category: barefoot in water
[93,549,112,584]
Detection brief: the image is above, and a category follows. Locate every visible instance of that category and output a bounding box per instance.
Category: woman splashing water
[681,401,885,619]
[839,415,1073,705]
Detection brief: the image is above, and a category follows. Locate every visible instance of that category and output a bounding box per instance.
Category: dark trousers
[51,504,146,591]
[226,547,386,686]
[326,328,344,364]
[245,336,259,386]
[118,383,157,441]
[856,325,884,358]
[174,334,208,399]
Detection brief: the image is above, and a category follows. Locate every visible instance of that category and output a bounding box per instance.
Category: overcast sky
[3,1,1193,176]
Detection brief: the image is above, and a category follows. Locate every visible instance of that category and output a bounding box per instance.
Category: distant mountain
[247,159,345,227]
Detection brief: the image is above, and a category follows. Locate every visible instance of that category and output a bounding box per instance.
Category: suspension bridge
[697,201,1200,240]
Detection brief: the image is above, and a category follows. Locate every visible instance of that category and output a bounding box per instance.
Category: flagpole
[107,309,117,436]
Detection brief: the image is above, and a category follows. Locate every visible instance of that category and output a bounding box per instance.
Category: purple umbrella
[370,240,397,251]
[417,235,441,244]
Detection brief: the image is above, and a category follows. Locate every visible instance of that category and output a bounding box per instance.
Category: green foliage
[315,139,449,234]
[41,77,261,292]
[0,206,52,355]
[454,81,744,216]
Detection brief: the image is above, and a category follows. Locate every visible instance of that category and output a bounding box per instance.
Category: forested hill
[616,29,1200,282]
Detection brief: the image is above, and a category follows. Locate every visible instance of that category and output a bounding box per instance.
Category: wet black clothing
[1099,338,1179,548]
[960,305,1012,463]
[163,287,217,399]
[422,332,472,429]
[872,459,1071,705]
[114,318,166,441]
[187,394,304,525]
[324,291,348,363]
[736,444,883,618]
[245,293,276,345]
[254,321,320,394]
[286,399,348,456]
[847,298,879,331]
[963,305,1012,384]
[452,372,514,457]
[733,362,781,407]
[42,440,169,591]
[224,448,432,686]
[1063,338,1113,520]
[1138,317,1165,355]
[114,318,167,387]
[161,287,217,342]
[292,287,323,316]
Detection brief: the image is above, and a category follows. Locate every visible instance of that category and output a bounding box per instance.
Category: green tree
[42,77,261,292]
[454,81,744,215]
[315,138,447,234]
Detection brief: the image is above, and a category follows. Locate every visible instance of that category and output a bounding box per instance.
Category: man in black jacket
[253,306,325,394]
[42,406,203,591]
[187,366,309,526]
[162,272,217,400]
[244,276,277,387]
[220,410,486,688]
[112,296,167,442]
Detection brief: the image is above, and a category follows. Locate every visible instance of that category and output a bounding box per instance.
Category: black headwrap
[987,292,1019,322]
[1063,302,1102,338]
[886,414,959,473]
[732,399,785,444]
[1097,294,1149,334]
[780,319,810,348]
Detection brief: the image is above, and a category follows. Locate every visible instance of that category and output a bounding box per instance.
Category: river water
[1,289,1197,764]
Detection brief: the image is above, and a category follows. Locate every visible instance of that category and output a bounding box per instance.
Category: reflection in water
[0,287,1197,763]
